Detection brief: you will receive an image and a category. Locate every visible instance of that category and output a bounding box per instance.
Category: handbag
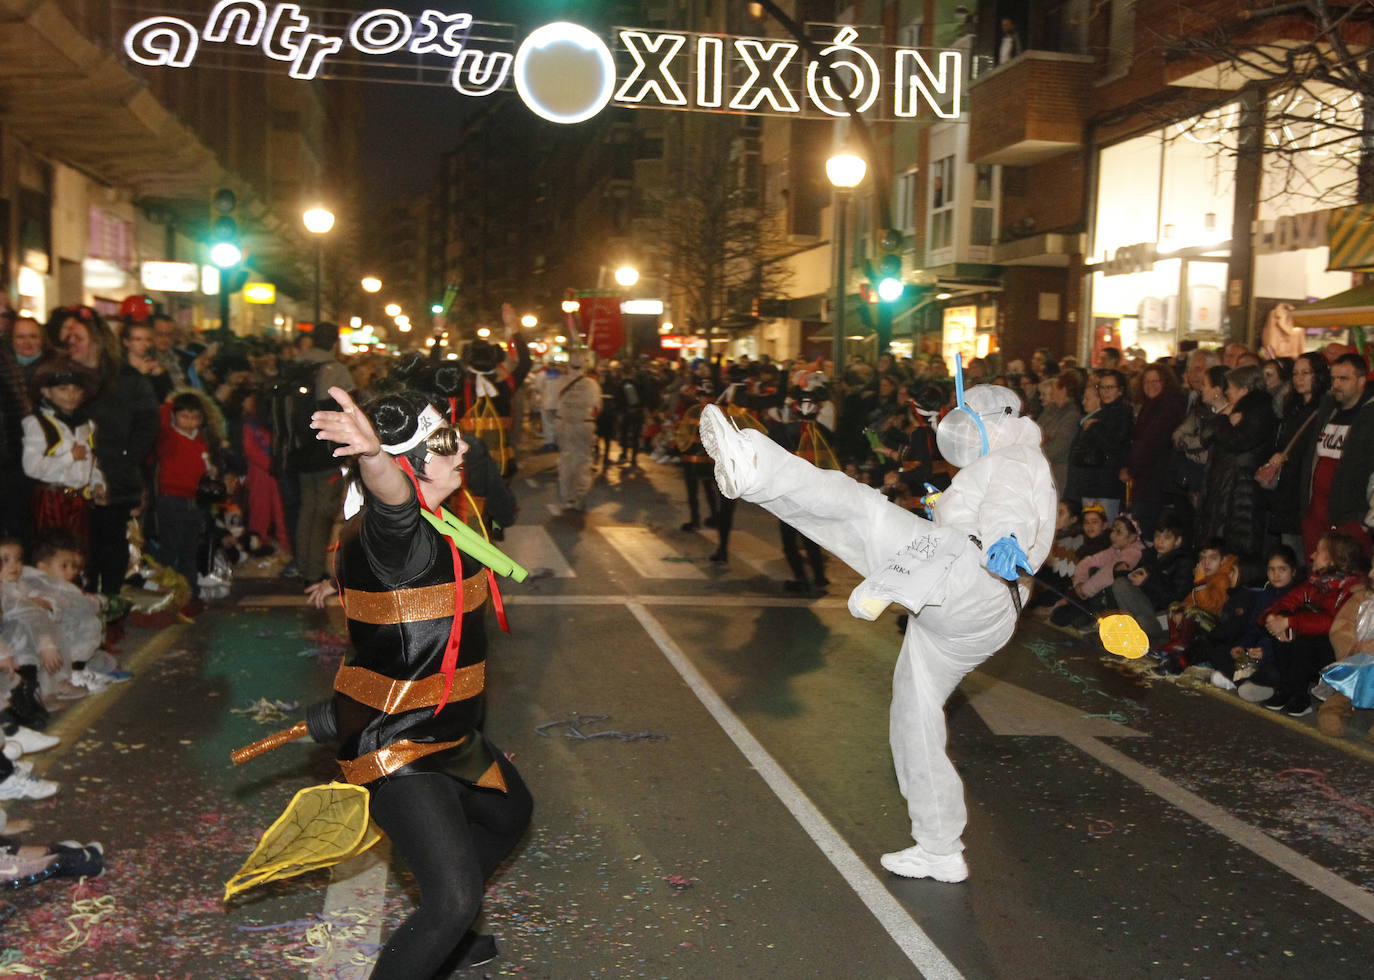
[1255,411,1318,491]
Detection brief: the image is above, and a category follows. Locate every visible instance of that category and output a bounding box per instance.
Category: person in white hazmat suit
[699,362,1056,882]
[554,352,602,511]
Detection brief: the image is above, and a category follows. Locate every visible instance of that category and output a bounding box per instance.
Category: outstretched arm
[310,386,409,506]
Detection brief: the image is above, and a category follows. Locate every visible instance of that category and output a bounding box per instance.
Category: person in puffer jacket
[1049,513,1144,628]
[1259,531,1365,717]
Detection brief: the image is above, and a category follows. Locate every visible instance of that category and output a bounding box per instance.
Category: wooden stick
[230,720,309,765]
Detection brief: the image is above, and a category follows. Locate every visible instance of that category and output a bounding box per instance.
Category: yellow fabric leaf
[224,782,382,901]
[1099,614,1149,660]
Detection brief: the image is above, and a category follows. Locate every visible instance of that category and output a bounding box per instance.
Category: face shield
[934,354,1021,468]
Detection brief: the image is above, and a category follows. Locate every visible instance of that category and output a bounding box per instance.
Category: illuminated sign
[660,335,685,349]
[243,282,277,303]
[121,5,963,122]
[141,260,199,292]
[621,298,665,315]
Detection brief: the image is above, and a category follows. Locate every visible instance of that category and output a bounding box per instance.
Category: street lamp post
[825,152,867,370]
[303,206,336,325]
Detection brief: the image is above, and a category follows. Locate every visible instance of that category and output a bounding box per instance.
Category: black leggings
[368,753,532,979]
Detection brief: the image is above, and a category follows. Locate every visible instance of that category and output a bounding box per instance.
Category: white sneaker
[1210,670,1237,691]
[10,727,58,754]
[697,404,758,500]
[880,844,969,883]
[0,770,58,800]
[1,741,20,761]
[68,669,111,694]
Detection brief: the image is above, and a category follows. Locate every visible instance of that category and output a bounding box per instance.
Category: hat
[1081,502,1107,519]
[31,357,99,401]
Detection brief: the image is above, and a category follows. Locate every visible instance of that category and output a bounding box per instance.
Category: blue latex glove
[985,535,1033,582]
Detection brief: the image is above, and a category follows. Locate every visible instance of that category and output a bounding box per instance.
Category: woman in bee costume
[230,384,532,978]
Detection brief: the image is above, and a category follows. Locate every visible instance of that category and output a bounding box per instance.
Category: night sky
[358,0,573,201]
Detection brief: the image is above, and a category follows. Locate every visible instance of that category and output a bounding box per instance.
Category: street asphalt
[6,436,1373,979]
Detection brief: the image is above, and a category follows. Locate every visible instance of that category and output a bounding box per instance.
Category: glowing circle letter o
[514,22,616,125]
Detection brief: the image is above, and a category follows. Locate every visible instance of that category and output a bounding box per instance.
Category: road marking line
[309,841,392,980]
[243,593,848,609]
[626,602,965,980]
[598,526,706,579]
[502,525,577,577]
[1065,732,1374,924]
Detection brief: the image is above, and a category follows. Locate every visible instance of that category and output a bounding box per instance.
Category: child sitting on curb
[1160,540,1234,657]
[1050,513,1144,629]
[1109,516,1195,648]
[1156,557,1264,679]
[1318,551,1374,737]
[1231,546,1300,702]
[1258,531,1364,718]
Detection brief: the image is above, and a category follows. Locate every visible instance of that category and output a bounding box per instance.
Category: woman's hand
[1265,614,1290,639]
[305,579,334,609]
[311,387,382,459]
[40,647,61,675]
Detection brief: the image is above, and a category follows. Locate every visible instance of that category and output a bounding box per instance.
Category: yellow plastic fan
[224,782,382,900]
[1099,613,1149,660]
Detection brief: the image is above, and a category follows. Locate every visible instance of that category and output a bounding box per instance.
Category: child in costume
[699,357,1056,883]
[21,358,106,543]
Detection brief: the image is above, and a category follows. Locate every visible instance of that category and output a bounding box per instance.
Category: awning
[1289,282,1374,329]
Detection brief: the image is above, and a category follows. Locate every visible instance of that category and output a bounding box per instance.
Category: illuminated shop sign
[122,3,963,123]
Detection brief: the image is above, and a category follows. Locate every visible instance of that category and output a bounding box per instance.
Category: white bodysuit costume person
[699,369,1056,882]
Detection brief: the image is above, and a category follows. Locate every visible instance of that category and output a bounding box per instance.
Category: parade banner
[580,296,625,359]
[119,3,964,124]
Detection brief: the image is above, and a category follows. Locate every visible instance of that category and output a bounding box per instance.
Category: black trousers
[714,496,737,557]
[683,461,719,526]
[779,521,826,585]
[1272,633,1335,701]
[617,409,644,462]
[367,753,532,980]
[88,503,134,597]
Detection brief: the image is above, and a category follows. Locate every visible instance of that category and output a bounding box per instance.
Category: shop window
[928,155,955,254]
[896,169,920,233]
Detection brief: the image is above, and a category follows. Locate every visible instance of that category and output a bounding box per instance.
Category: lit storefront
[1087,85,1358,359]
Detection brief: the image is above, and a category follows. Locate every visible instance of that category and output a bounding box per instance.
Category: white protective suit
[704,384,1056,857]
[554,367,603,510]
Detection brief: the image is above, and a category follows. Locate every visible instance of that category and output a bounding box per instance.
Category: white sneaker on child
[9,727,58,753]
[0,770,58,800]
[1,741,20,761]
[68,669,111,694]
[1210,670,1237,691]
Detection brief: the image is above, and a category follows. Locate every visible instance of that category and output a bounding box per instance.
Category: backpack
[264,359,333,474]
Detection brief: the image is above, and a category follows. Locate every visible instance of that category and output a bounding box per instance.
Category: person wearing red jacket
[155,392,212,608]
[1260,530,1365,716]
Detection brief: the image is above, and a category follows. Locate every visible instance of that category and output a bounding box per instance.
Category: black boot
[10,666,49,732]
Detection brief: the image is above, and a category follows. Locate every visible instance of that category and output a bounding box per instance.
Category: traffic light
[876,253,904,303]
[209,187,242,268]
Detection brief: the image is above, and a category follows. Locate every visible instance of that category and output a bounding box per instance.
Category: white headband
[342,404,448,520]
[384,405,446,455]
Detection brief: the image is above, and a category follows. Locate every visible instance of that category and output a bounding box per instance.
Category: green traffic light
[210,242,243,268]
[877,277,904,302]
[431,304,444,314]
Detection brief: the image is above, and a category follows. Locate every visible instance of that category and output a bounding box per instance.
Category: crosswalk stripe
[598,526,706,579]
[502,525,577,578]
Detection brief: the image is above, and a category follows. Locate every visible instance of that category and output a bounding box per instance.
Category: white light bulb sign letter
[122,6,965,123]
